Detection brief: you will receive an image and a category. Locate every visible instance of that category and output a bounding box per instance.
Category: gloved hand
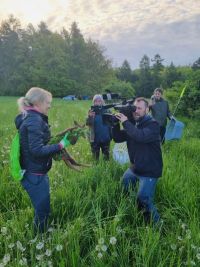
[59,133,71,148]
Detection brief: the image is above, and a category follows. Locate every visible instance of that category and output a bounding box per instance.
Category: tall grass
[0,97,199,267]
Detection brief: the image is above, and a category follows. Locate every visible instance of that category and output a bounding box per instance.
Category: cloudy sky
[0,0,200,68]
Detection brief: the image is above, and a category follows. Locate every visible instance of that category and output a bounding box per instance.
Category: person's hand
[68,134,79,145]
[115,113,128,123]
[59,133,71,148]
[88,110,95,117]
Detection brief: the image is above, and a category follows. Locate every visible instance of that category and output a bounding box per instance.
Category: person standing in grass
[150,88,172,144]
[113,97,163,225]
[15,87,71,233]
[86,94,112,160]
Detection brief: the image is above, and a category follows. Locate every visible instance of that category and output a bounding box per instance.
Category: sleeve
[86,115,94,126]
[27,118,61,158]
[167,101,172,119]
[122,120,160,143]
[112,123,128,143]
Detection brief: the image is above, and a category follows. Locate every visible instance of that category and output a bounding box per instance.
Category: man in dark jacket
[113,97,163,224]
[86,94,112,160]
[150,88,172,144]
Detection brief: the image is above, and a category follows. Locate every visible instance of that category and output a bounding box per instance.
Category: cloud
[0,0,200,67]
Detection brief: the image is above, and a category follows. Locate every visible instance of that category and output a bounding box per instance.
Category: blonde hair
[17,87,52,112]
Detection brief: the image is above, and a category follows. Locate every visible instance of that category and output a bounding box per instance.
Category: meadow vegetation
[0,97,199,267]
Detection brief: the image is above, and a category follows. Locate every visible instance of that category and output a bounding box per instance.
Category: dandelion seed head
[1,227,7,235]
[110,237,117,245]
[97,252,103,259]
[19,257,27,266]
[170,244,177,251]
[36,242,44,250]
[101,245,107,252]
[98,238,104,245]
[36,254,43,261]
[56,245,63,251]
[2,254,10,265]
[45,249,52,257]
[8,243,15,249]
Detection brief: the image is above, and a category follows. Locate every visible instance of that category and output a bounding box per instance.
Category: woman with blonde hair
[15,87,70,233]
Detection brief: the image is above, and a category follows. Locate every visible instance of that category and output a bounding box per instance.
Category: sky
[0,0,200,69]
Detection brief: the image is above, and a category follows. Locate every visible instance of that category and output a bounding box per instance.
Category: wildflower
[97,252,103,259]
[45,249,52,257]
[101,245,107,252]
[196,253,200,260]
[179,246,184,252]
[116,226,123,234]
[29,237,37,244]
[16,241,26,252]
[177,236,183,241]
[36,242,44,250]
[36,254,44,261]
[1,227,7,235]
[47,227,54,233]
[8,243,15,249]
[6,235,11,240]
[170,244,177,251]
[114,215,120,222]
[47,261,53,267]
[19,257,27,266]
[181,223,187,230]
[110,237,117,245]
[98,238,105,245]
[2,254,10,265]
[95,245,101,251]
[56,245,63,251]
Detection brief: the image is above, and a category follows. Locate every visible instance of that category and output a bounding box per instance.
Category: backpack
[10,132,25,181]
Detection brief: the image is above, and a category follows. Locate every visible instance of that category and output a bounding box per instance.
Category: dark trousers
[21,173,50,233]
[90,141,110,160]
[160,126,166,144]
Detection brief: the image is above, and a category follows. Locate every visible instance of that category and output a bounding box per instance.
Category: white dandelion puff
[56,245,63,251]
[1,227,7,235]
[19,257,27,266]
[2,254,10,265]
[45,249,52,257]
[101,245,107,252]
[97,252,103,259]
[110,237,117,245]
[170,244,177,251]
[36,242,44,250]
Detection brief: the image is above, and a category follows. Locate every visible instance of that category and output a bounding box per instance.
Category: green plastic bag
[10,132,24,181]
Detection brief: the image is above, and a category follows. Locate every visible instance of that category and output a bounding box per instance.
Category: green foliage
[0,17,112,97]
[102,79,135,98]
[0,98,200,266]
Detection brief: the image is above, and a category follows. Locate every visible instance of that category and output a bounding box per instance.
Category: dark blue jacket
[112,115,163,178]
[15,110,61,174]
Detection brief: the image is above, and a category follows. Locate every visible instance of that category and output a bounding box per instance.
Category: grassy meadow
[0,97,200,267]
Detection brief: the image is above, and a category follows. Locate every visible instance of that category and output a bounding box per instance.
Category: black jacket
[112,115,163,178]
[15,110,61,174]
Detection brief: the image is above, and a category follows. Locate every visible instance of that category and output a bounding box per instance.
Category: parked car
[62,95,77,100]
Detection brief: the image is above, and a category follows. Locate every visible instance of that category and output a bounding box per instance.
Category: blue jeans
[21,173,50,233]
[122,168,160,223]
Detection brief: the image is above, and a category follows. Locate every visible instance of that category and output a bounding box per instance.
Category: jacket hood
[15,113,26,129]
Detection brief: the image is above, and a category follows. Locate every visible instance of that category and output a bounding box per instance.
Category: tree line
[0,15,199,118]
